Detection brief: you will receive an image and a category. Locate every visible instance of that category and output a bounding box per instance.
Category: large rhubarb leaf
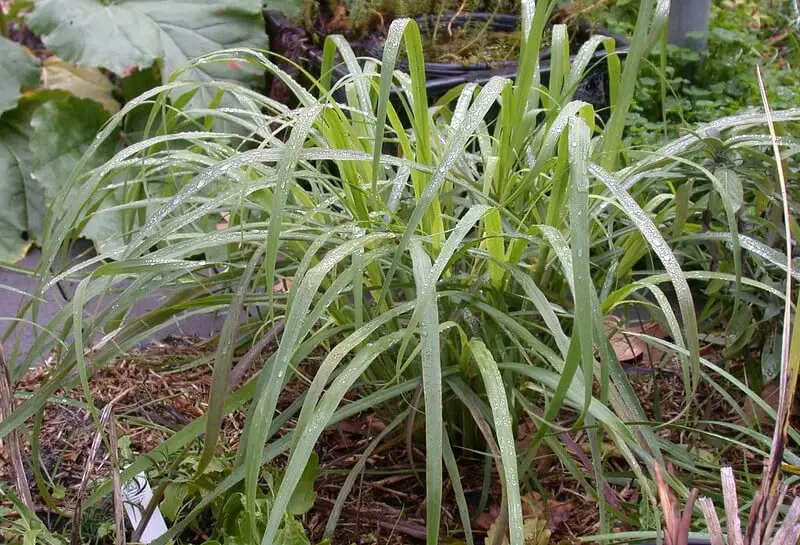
[28,0,267,107]
[0,92,65,262]
[0,36,40,115]
[30,95,124,255]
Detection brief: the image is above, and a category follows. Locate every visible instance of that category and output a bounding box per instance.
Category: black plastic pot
[263,9,629,110]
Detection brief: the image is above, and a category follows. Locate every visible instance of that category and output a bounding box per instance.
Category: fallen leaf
[273,277,293,293]
[41,57,120,113]
[604,316,668,364]
[473,504,501,531]
[487,517,551,545]
[545,499,573,531]
[216,211,230,230]
[521,493,546,520]
[338,414,386,436]
[514,417,556,473]
[523,519,551,545]
[741,381,800,428]
[521,493,574,530]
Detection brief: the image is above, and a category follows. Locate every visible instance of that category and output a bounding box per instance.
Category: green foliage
[3,1,800,544]
[27,0,267,102]
[0,35,40,114]
[0,0,271,262]
[30,95,123,253]
[11,2,799,543]
[0,91,60,262]
[0,488,68,545]
[0,91,121,261]
[142,449,315,545]
[604,0,800,146]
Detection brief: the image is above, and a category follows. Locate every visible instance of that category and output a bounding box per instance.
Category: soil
[2,336,797,545]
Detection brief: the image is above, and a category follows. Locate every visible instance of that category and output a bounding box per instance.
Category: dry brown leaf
[741,381,800,428]
[521,493,574,531]
[487,516,551,545]
[545,499,574,531]
[604,316,668,364]
[473,504,502,531]
[216,211,230,231]
[273,277,293,293]
[338,414,386,436]
[41,57,120,113]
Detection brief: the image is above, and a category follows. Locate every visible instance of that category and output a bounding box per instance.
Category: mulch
[0,334,796,545]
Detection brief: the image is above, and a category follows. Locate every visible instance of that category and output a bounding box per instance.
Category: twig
[698,497,725,545]
[678,489,699,545]
[447,0,468,36]
[721,467,744,545]
[761,483,788,545]
[70,387,132,545]
[106,409,125,545]
[655,464,699,545]
[315,497,427,540]
[0,344,34,511]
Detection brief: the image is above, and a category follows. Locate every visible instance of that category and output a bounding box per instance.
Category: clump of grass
[3,1,800,545]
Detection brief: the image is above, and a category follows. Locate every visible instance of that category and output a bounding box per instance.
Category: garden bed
[264,8,628,107]
[2,334,786,545]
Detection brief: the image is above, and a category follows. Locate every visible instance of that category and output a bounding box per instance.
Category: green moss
[421,24,523,65]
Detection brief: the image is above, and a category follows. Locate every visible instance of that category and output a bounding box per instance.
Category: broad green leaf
[160,482,190,522]
[29,95,123,254]
[119,63,162,103]
[723,303,753,357]
[275,516,310,545]
[41,57,120,113]
[0,93,61,261]
[716,167,743,214]
[28,0,267,106]
[0,36,40,115]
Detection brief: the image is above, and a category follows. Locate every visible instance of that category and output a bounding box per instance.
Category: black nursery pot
[263,9,629,110]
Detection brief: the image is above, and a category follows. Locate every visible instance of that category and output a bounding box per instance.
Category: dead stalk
[70,387,132,545]
[106,411,126,545]
[0,344,34,511]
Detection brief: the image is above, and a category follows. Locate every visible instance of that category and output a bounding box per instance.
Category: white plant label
[122,472,169,544]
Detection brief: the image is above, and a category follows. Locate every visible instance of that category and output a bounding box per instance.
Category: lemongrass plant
[3,0,800,543]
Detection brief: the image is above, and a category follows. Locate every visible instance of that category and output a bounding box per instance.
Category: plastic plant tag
[122,472,169,543]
